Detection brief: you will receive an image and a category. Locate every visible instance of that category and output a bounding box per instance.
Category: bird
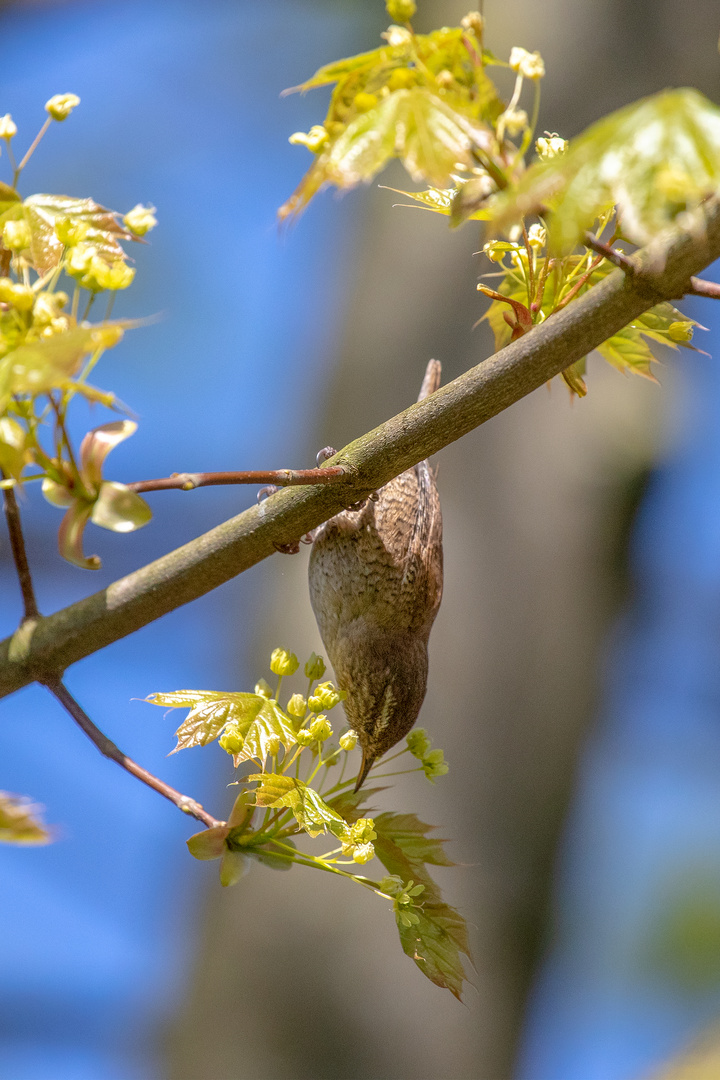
[308,359,443,790]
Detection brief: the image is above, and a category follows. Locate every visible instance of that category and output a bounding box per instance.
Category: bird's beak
[354,747,374,792]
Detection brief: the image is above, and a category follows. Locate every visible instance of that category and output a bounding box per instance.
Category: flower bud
[381,25,413,48]
[45,93,80,121]
[254,678,273,698]
[509,47,545,80]
[0,114,17,139]
[33,291,67,325]
[380,875,404,895]
[66,242,97,279]
[535,132,568,159]
[526,223,546,249]
[339,729,358,752]
[435,69,455,89]
[350,842,375,864]
[500,108,528,137]
[288,125,329,153]
[270,648,299,676]
[308,714,332,743]
[266,734,281,757]
[295,728,315,747]
[54,218,89,247]
[406,728,431,759]
[350,818,376,844]
[386,0,416,21]
[219,727,244,755]
[422,747,449,781]
[5,282,34,311]
[307,681,344,712]
[123,203,157,237]
[668,321,694,344]
[304,652,326,680]
[387,68,415,91]
[102,259,135,291]
[2,219,31,252]
[353,91,378,113]
[460,12,484,37]
[482,240,507,264]
[287,693,307,718]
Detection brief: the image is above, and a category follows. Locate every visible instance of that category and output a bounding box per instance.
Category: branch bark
[1,198,720,699]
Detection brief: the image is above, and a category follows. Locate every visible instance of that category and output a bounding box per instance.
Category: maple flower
[509,47,545,80]
[45,93,81,121]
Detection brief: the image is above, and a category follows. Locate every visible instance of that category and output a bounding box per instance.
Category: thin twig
[45,678,222,829]
[584,231,635,272]
[127,466,351,495]
[687,277,720,300]
[554,254,604,312]
[2,479,40,622]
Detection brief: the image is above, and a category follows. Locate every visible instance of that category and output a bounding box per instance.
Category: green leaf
[220,849,249,886]
[282,89,494,220]
[280,20,506,220]
[233,699,298,765]
[0,181,21,206]
[373,812,454,867]
[79,419,137,487]
[145,690,265,753]
[326,786,387,822]
[0,323,126,413]
[170,696,248,751]
[373,813,470,998]
[0,791,51,845]
[0,416,27,482]
[380,184,461,216]
[186,825,230,860]
[491,88,720,251]
[57,500,97,570]
[250,774,348,839]
[23,194,136,275]
[396,899,471,1000]
[395,89,491,188]
[90,481,152,533]
[284,46,386,93]
[561,357,588,396]
[331,89,492,189]
[480,251,701,391]
[325,89,408,187]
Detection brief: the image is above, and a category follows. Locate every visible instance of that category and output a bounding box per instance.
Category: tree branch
[127,466,350,495]
[2,480,40,623]
[44,677,222,828]
[584,230,635,272]
[2,197,720,699]
[688,276,720,300]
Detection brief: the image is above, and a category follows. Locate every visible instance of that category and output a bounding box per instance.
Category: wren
[308,360,443,791]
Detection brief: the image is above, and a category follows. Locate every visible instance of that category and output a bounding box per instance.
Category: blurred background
[1,1,720,1078]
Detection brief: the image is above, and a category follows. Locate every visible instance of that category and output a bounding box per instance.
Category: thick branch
[127,466,350,495]
[2,198,720,699]
[2,482,40,622]
[45,678,222,828]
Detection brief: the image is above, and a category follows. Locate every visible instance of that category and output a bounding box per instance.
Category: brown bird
[308,360,443,790]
